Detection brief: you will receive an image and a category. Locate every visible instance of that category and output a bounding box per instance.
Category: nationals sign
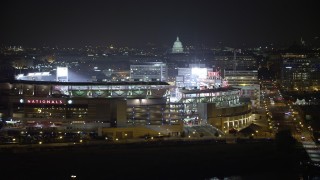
[25,99,65,104]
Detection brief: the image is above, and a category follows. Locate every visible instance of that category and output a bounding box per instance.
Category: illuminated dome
[172,36,184,53]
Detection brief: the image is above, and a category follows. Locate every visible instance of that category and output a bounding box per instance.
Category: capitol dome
[172,36,184,53]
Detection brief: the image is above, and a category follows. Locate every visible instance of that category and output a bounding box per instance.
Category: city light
[1,2,320,179]
[71,175,77,179]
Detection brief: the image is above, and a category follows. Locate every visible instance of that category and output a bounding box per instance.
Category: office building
[281,58,320,91]
[130,63,167,82]
[224,70,260,107]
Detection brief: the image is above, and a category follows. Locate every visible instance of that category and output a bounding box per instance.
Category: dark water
[1,142,307,180]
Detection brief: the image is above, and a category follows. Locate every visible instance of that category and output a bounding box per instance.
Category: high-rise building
[224,70,260,107]
[213,54,256,74]
[130,62,167,82]
[282,58,320,91]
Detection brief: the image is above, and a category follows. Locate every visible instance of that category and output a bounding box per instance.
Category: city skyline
[1,0,320,48]
[1,1,320,178]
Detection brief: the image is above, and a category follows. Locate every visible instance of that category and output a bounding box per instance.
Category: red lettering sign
[25,99,65,104]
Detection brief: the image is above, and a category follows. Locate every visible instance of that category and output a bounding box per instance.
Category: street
[260,80,320,164]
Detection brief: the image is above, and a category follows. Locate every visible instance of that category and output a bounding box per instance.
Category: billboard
[191,68,207,79]
[56,67,68,82]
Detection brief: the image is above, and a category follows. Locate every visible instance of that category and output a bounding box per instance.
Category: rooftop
[179,87,240,94]
[1,80,170,86]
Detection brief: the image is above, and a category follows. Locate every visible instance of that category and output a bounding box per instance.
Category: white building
[172,37,184,53]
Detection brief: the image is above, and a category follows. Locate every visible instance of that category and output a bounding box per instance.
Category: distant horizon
[1,37,317,49]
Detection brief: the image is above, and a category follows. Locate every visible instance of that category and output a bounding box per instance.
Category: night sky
[1,0,319,48]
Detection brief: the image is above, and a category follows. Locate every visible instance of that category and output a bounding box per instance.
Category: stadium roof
[179,87,240,94]
[1,80,170,86]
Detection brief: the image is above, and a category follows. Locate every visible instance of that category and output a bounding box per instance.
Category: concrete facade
[198,103,252,132]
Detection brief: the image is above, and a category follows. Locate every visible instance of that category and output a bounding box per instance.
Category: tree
[214,132,219,137]
[275,130,297,153]
[180,131,186,138]
[199,133,204,137]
